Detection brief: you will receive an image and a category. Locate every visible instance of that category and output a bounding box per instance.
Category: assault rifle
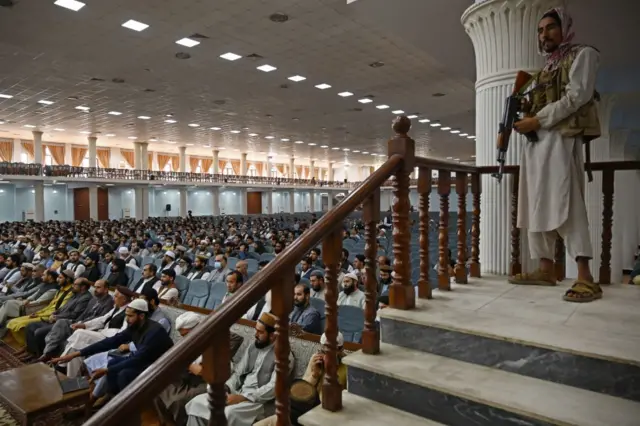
[493,71,539,183]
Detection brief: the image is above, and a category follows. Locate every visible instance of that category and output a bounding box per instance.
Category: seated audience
[186,255,210,281]
[290,284,322,334]
[158,268,180,304]
[133,263,161,293]
[208,254,230,283]
[337,272,365,309]
[309,271,325,300]
[82,252,102,283]
[223,271,243,304]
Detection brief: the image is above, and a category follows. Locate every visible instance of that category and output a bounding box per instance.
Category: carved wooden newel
[202,330,231,426]
[554,237,566,281]
[455,172,468,284]
[271,276,294,426]
[469,173,481,277]
[417,166,432,299]
[437,170,451,290]
[362,189,381,353]
[322,227,343,410]
[388,116,416,310]
[599,169,614,285]
[510,172,522,276]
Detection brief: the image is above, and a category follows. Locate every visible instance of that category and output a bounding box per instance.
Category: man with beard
[309,270,325,300]
[207,254,230,284]
[106,258,129,289]
[62,249,85,279]
[81,252,101,283]
[52,298,173,398]
[378,264,393,296]
[133,263,161,294]
[290,284,322,334]
[510,8,602,303]
[185,313,292,426]
[186,255,210,281]
[337,272,365,309]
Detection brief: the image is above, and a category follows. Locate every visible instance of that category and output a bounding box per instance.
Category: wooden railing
[84,116,640,425]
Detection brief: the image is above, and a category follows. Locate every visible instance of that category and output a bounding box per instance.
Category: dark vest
[104,308,126,329]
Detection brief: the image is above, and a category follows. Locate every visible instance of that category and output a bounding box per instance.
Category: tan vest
[530,45,601,142]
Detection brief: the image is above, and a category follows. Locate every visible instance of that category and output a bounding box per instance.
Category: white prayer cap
[321,332,344,347]
[21,263,35,270]
[128,298,149,313]
[175,312,205,330]
[165,251,176,259]
[176,245,187,252]
[118,247,129,254]
[344,272,358,281]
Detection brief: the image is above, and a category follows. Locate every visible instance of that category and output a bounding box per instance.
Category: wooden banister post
[321,227,343,411]
[599,169,614,285]
[271,276,295,426]
[387,116,416,310]
[362,188,381,354]
[554,237,566,281]
[470,173,481,277]
[510,172,522,276]
[437,170,451,291]
[201,330,231,426]
[417,167,432,299]
[455,172,468,284]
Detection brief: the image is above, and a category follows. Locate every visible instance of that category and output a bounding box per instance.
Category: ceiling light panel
[137,115,151,120]
[288,75,306,82]
[176,38,200,47]
[392,110,404,114]
[376,105,389,110]
[122,20,149,32]
[188,123,200,127]
[315,84,331,90]
[108,111,122,116]
[257,65,277,72]
[358,98,373,104]
[165,119,177,124]
[38,100,54,105]
[54,0,85,11]
[220,52,242,61]
[338,92,354,97]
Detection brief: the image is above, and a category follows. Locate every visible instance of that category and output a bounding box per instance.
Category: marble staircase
[300,277,640,426]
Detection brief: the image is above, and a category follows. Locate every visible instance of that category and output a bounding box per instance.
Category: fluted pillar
[33,131,43,165]
[289,189,295,213]
[240,188,247,215]
[212,187,220,216]
[89,186,98,220]
[266,190,273,214]
[134,142,142,170]
[212,150,220,174]
[462,0,559,275]
[180,188,187,217]
[241,153,248,175]
[328,163,334,181]
[34,182,45,222]
[88,136,97,168]
[289,156,295,179]
[309,190,315,213]
[178,146,186,173]
[139,142,149,170]
[310,160,316,179]
[327,191,334,210]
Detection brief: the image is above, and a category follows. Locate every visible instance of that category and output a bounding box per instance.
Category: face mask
[214,261,222,269]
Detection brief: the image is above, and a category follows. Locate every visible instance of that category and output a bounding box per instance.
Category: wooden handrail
[478,160,640,175]
[84,153,404,426]
[415,157,478,173]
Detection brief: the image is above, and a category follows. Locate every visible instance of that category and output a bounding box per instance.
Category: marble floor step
[345,343,640,426]
[298,391,445,426]
[380,292,640,402]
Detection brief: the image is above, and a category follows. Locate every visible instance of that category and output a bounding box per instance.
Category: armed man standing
[509,7,602,303]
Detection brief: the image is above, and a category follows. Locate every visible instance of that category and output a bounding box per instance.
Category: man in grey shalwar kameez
[510,7,602,303]
[185,312,293,426]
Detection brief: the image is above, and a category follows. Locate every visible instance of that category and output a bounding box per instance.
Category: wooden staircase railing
[83,115,640,425]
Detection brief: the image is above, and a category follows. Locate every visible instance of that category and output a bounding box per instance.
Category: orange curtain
[303,166,310,179]
[71,146,87,167]
[189,157,200,172]
[0,140,13,162]
[157,154,170,171]
[45,145,65,165]
[217,160,226,173]
[276,164,284,176]
[201,158,213,173]
[230,159,240,175]
[295,165,302,178]
[148,152,154,169]
[171,155,180,172]
[97,148,110,168]
[121,150,135,168]
[255,162,264,176]
[21,141,34,160]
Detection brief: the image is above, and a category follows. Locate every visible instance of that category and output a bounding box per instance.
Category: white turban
[320,332,344,347]
[175,312,205,330]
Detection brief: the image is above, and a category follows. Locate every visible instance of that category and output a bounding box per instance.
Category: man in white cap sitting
[118,247,138,267]
[337,272,365,309]
[161,251,179,273]
[52,297,173,399]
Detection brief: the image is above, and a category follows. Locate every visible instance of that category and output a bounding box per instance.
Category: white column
[289,157,295,178]
[213,150,220,174]
[240,188,248,215]
[212,187,220,216]
[33,131,43,165]
[327,191,334,210]
[88,136,97,168]
[89,186,98,220]
[610,129,631,282]
[289,190,295,213]
[328,163,334,181]
[266,191,273,214]
[134,188,144,219]
[180,188,187,217]
[134,142,142,169]
[310,160,316,179]
[343,164,349,182]
[241,153,248,175]
[178,146,186,173]
[266,157,272,178]
[34,182,45,222]
[139,142,149,170]
[309,191,315,213]
[462,0,559,275]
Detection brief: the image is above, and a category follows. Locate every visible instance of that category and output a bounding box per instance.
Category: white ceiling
[0,0,478,165]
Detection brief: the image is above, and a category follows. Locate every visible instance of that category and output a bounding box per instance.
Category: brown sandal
[508,270,556,286]
[563,280,602,303]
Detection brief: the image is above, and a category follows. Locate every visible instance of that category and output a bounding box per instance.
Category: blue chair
[310,298,326,317]
[181,279,210,308]
[174,275,190,302]
[205,282,228,310]
[259,253,275,262]
[227,257,239,270]
[338,305,365,343]
[129,268,142,290]
[141,256,155,267]
[246,259,259,272]
[124,265,138,286]
[299,278,310,287]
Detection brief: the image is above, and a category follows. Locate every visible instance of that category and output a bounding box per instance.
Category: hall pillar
[89,186,98,220]
[240,188,247,215]
[180,188,187,217]
[327,191,334,210]
[139,142,149,170]
[213,150,220,174]
[34,182,45,222]
[33,130,43,165]
[289,156,295,178]
[609,128,631,282]
[462,0,559,274]
[289,190,295,213]
[310,160,316,179]
[309,190,315,213]
[134,142,142,170]
[212,187,220,216]
[88,136,97,168]
[266,191,273,214]
[241,153,248,175]
[328,162,334,181]
[178,146,186,173]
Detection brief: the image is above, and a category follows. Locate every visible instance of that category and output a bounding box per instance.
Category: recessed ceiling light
[288,75,306,82]
[0,94,13,99]
[24,124,36,128]
[38,100,54,105]
[105,133,115,137]
[441,127,451,131]
[80,131,91,134]
[459,133,468,137]
[467,135,475,139]
[353,150,360,153]
[75,106,90,111]
[149,138,158,142]
[122,19,149,32]
[419,119,430,123]
[450,130,460,134]
[53,128,65,131]
[471,155,476,158]
[362,151,369,154]
[109,111,122,116]
[446,156,453,160]
[280,138,289,142]
[188,123,199,127]
[257,65,277,72]
[315,83,331,90]
[407,115,418,119]
[338,92,354,97]
[166,141,177,144]
[370,153,377,156]
[294,140,304,144]
[165,119,177,124]
[454,158,460,161]
[342,148,350,151]
[331,147,340,150]
[358,98,373,104]
[186,143,194,146]
[265,136,275,139]
[218,147,226,150]
[430,123,441,127]
[220,52,242,61]
[248,133,259,137]
[128,136,137,140]
[308,143,316,146]
[320,145,328,148]
[137,115,151,120]
[176,38,200,48]
[203,144,211,147]
[392,110,404,114]
[230,130,241,134]
[376,105,389,110]
[54,0,85,11]
[210,127,221,130]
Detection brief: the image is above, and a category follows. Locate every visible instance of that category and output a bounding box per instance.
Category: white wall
[188,189,214,216]
[108,187,136,219]
[219,189,242,215]
[151,189,181,217]
[272,191,290,213]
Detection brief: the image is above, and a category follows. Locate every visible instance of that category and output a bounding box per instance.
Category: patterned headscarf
[538,7,575,72]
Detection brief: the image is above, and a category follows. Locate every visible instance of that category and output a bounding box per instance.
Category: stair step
[380,282,640,402]
[298,391,444,426]
[345,343,640,426]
